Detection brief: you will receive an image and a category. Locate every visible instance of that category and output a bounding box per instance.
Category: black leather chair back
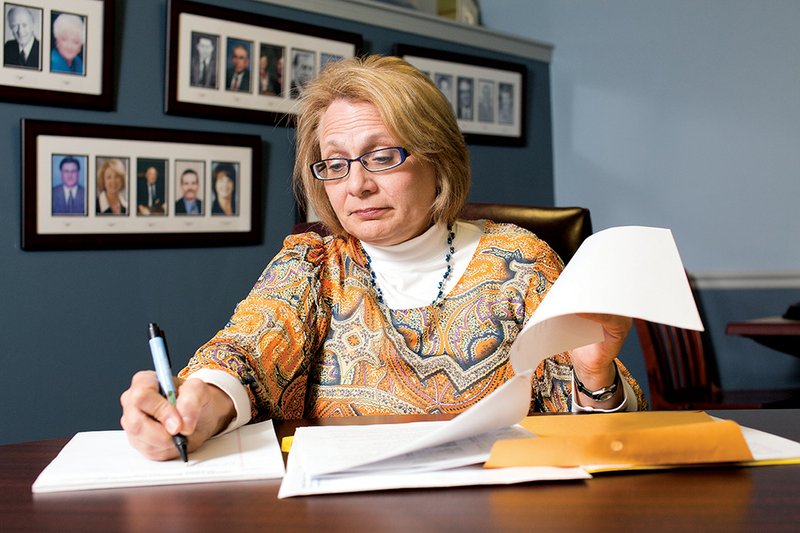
[459,202,592,263]
[293,202,593,264]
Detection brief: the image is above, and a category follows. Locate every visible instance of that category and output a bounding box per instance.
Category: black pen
[147,323,189,462]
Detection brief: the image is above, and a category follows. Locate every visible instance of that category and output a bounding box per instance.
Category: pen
[147,322,189,462]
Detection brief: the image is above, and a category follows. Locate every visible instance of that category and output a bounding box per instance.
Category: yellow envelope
[485,411,754,468]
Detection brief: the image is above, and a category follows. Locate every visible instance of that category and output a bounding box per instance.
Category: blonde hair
[293,55,470,235]
[96,158,126,192]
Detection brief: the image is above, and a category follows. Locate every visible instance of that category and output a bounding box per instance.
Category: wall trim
[253,0,554,63]
[690,270,800,290]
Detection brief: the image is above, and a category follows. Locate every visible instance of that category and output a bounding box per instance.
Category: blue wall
[482,0,800,273]
[482,1,800,401]
[0,0,553,444]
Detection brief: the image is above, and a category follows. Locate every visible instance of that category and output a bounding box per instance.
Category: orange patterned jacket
[180,221,646,420]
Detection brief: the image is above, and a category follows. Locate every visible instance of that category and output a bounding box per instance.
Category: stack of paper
[32,420,285,493]
[278,420,589,498]
[278,369,587,498]
[279,411,800,498]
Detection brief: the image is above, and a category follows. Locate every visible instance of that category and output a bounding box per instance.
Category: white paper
[302,369,535,476]
[32,420,285,493]
[510,226,703,371]
[727,422,800,461]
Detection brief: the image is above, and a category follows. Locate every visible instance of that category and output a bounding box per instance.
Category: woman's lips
[351,207,386,219]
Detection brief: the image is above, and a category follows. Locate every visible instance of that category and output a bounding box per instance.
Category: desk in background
[2,411,800,532]
[726,316,800,357]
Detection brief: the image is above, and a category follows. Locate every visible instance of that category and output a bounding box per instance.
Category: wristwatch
[573,362,621,402]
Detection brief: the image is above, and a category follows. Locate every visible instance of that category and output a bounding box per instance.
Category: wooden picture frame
[21,119,262,250]
[394,43,527,146]
[165,0,362,125]
[0,0,114,110]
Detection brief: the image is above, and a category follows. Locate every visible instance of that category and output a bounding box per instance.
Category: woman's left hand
[569,313,632,404]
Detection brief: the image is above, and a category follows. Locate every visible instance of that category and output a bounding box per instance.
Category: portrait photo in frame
[165,0,362,125]
[21,119,262,250]
[394,44,527,146]
[0,0,113,110]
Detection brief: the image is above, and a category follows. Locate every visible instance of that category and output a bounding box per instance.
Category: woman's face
[56,28,83,62]
[319,99,437,246]
[215,173,234,199]
[103,168,123,196]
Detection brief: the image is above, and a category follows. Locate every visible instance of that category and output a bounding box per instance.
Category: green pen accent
[166,390,177,405]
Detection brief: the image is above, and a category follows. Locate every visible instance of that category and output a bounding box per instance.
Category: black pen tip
[174,434,189,462]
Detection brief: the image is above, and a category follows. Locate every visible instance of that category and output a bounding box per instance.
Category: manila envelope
[485,411,753,468]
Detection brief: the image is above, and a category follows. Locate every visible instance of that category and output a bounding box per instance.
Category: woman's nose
[345,161,377,196]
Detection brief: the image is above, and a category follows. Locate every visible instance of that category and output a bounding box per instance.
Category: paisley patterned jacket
[180,221,646,420]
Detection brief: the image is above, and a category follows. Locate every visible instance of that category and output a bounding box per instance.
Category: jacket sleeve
[179,232,332,420]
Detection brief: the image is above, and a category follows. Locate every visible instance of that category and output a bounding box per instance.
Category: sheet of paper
[510,226,703,371]
[300,369,534,476]
[32,420,285,493]
[728,423,800,463]
[279,461,589,498]
[296,421,531,477]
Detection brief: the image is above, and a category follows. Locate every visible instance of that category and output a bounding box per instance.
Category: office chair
[459,202,592,263]
[293,202,593,264]
[635,318,800,410]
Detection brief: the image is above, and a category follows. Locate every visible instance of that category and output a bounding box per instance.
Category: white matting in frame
[166,0,362,125]
[0,0,113,109]
[394,44,527,146]
[22,119,262,250]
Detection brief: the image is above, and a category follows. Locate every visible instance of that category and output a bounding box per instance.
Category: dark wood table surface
[3,410,800,532]
[726,316,800,357]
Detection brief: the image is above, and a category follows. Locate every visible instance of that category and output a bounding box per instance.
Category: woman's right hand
[120,371,235,460]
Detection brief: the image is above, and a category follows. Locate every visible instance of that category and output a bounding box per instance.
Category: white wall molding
[253,0,553,62]
[690,270,800,290]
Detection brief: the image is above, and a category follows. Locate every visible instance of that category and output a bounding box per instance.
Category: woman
[211,163,236,216]
[96,158,127,215]
[121,55,646,460]
[50,13,84,75]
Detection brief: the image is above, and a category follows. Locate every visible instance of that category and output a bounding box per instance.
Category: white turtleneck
[360,220,483,309]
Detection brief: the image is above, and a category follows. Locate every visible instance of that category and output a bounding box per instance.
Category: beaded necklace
[361,225,456,308]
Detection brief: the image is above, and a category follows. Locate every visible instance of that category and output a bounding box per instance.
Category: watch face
[593,390,616,402]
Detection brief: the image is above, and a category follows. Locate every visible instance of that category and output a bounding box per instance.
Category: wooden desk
[726,316,800,357]
[3,411,800,532]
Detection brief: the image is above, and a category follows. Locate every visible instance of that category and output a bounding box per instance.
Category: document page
[510,226,703,371]
[32,420,285,493]
[301,369,535,476]
[730,424,800,462]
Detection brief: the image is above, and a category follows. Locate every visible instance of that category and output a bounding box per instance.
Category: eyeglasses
[310,147,410,181]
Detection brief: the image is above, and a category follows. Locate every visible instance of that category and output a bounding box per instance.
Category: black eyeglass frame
[310,147,411,181]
